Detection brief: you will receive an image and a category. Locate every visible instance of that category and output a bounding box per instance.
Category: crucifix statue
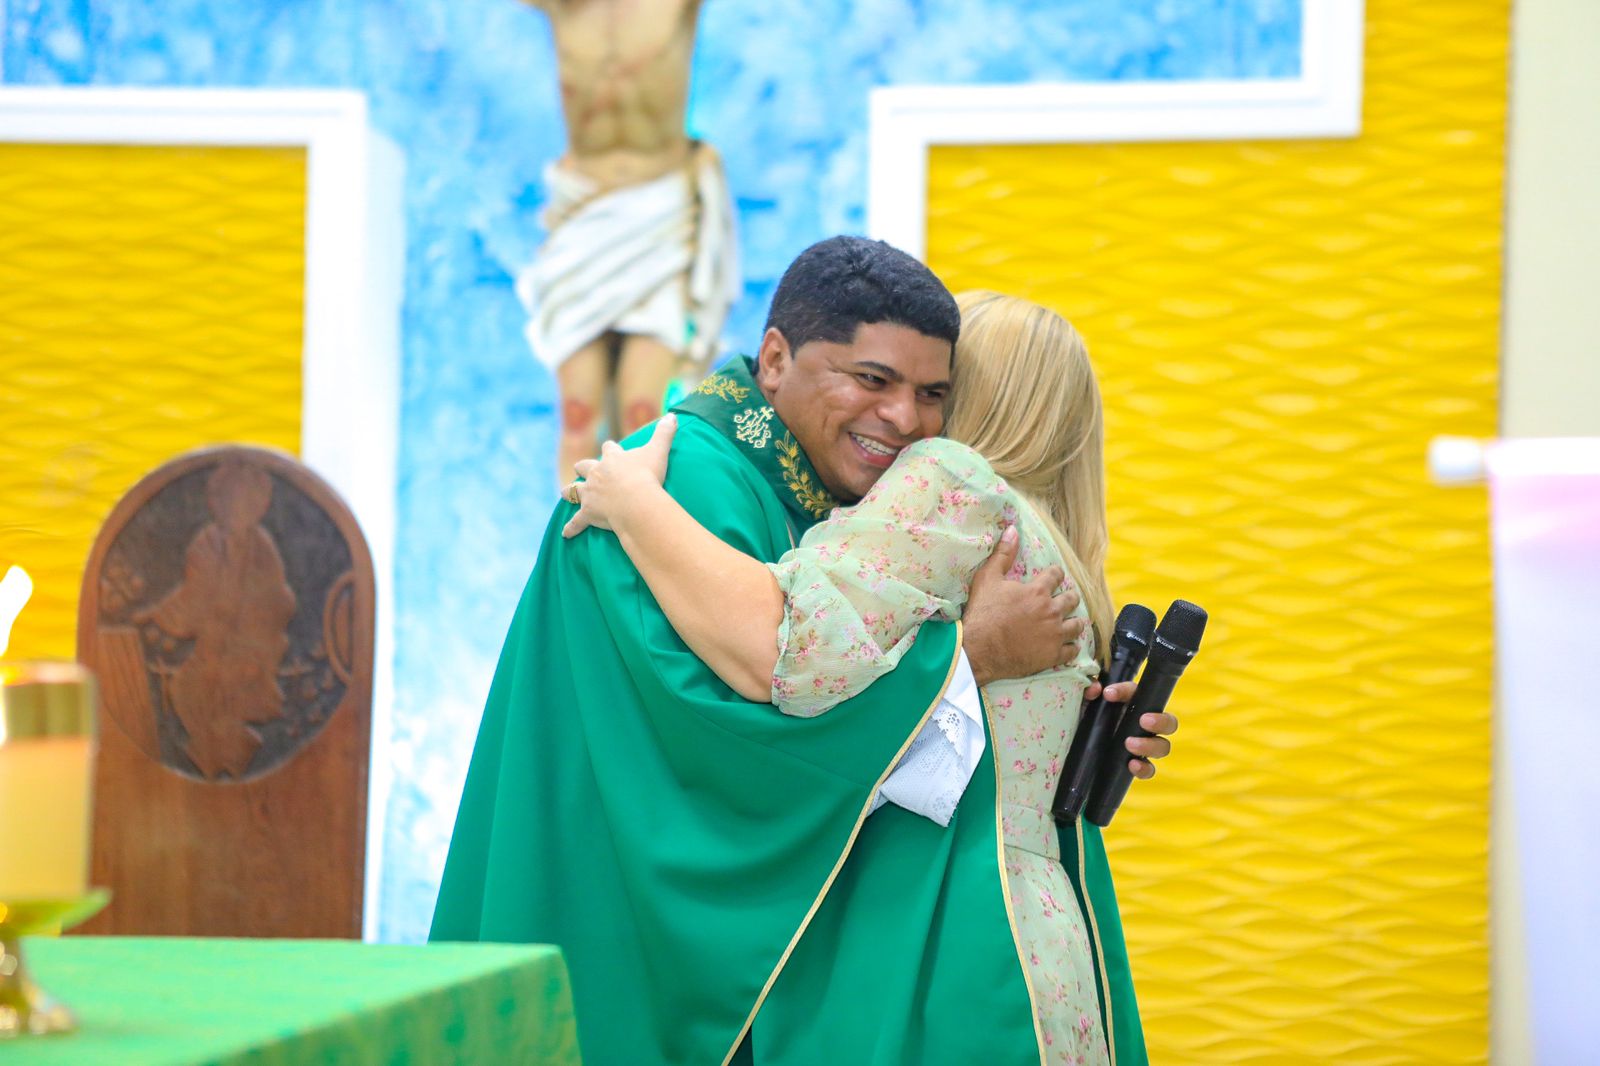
[517,0,740,484]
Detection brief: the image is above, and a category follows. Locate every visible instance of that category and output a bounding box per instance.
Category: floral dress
[769,437,1111,1066]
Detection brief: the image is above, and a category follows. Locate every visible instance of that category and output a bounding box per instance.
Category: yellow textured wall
[928,2,1503,1063]
[0,144,306,659]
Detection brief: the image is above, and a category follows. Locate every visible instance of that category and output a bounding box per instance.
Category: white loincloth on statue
[516,142,739,372]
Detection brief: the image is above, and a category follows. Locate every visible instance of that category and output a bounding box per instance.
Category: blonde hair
[945,291,1113,662]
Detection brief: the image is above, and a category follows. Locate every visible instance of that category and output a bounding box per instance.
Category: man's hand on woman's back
[963,527,1088,687]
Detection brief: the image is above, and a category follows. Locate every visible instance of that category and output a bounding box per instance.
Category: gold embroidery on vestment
[734,406,775,449]
[694,374,750,403]
[775,434,835,518]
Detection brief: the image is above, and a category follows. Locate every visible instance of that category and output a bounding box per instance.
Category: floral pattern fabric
[769,437,1110,1065]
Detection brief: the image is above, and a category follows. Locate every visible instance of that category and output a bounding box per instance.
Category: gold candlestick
[0,661,108,1037]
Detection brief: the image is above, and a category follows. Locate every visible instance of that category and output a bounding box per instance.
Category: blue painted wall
[1,0,1301,942]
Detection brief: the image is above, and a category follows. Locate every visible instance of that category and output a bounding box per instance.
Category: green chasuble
[431,357,1145,1066]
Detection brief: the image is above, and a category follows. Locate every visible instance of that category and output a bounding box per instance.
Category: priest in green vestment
[432,238,1164,1065]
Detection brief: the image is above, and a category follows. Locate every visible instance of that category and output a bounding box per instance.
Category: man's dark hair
[764,236,961,352]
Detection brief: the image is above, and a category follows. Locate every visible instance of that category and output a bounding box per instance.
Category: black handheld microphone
[1084,599,1207,828]
[1051,603,1157,824]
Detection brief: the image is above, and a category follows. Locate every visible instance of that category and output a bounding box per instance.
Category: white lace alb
[871,650,986,826]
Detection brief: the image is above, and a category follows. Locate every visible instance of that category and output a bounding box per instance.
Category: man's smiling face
[756,321,954,503]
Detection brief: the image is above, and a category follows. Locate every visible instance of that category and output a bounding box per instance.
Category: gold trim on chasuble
[1076,819,1117,1066]
[719,623,965,1066]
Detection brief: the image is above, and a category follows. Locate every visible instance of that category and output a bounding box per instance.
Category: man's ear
[754,327,790,391]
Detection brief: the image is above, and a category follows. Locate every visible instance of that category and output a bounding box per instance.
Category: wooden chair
[77,446,374,938]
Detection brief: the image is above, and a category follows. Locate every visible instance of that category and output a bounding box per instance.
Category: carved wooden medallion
[86,450,366,782]
[79,446,373,937]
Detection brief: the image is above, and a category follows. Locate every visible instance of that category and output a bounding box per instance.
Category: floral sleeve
[768,438,1016,717]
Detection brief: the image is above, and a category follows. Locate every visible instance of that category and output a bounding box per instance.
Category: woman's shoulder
[843,437,1012,528]
[892,437,1003,489]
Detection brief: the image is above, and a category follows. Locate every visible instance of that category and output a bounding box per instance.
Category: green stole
[431,357,1145,1066]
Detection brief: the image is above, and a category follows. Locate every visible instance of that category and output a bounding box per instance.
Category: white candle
[0,736,93,900]
[0,662,97,902]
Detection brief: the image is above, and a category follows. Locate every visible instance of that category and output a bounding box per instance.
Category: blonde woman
[567,292,1160,1065]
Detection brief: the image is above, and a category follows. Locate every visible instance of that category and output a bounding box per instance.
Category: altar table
[13,937,581,1064]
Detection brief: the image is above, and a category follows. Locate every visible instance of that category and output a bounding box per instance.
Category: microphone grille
[1115,603,1157,642]
[1156,599,1208,652]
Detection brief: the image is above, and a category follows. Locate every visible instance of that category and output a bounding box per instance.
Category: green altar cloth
[16,937,580,1065]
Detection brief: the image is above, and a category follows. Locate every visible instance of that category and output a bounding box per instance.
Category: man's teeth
[851,433,899,457]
